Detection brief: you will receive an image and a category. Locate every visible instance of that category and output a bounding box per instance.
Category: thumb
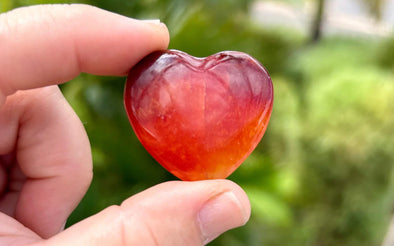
[43,180,250,246]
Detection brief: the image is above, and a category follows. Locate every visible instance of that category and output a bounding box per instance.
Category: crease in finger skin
[0,91,5,107]
[0,164,7,195]
[0,230,41,246]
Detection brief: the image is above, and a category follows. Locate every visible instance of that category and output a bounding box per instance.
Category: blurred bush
[1,0,393,245]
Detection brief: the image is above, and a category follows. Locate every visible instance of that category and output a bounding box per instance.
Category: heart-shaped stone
[124,50,273,181]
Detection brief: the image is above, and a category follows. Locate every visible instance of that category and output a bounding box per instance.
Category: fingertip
[222,179,251,222]
[116,18,170,74]
[196,180,251,244]
[140,19,170,48]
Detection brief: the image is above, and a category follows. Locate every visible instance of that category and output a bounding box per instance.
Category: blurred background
[1,0,394,245]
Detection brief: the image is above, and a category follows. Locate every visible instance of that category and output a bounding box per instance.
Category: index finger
[0,4,169,104]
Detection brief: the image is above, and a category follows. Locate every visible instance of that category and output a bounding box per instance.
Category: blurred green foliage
[1,0,393,245]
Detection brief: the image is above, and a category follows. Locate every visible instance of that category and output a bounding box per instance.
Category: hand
[0,4,250,246]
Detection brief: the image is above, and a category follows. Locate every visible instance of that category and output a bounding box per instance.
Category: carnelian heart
[124,50,273,181]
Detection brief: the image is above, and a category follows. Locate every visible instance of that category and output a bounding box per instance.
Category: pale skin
[0,4,251,246]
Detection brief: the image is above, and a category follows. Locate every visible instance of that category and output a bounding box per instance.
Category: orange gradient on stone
[124,50,273,181]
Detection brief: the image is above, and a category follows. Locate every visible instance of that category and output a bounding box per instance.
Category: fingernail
[142,19,162,25]
[198,191,249,244]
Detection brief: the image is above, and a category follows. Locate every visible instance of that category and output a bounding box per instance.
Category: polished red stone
[124,50,273,181]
